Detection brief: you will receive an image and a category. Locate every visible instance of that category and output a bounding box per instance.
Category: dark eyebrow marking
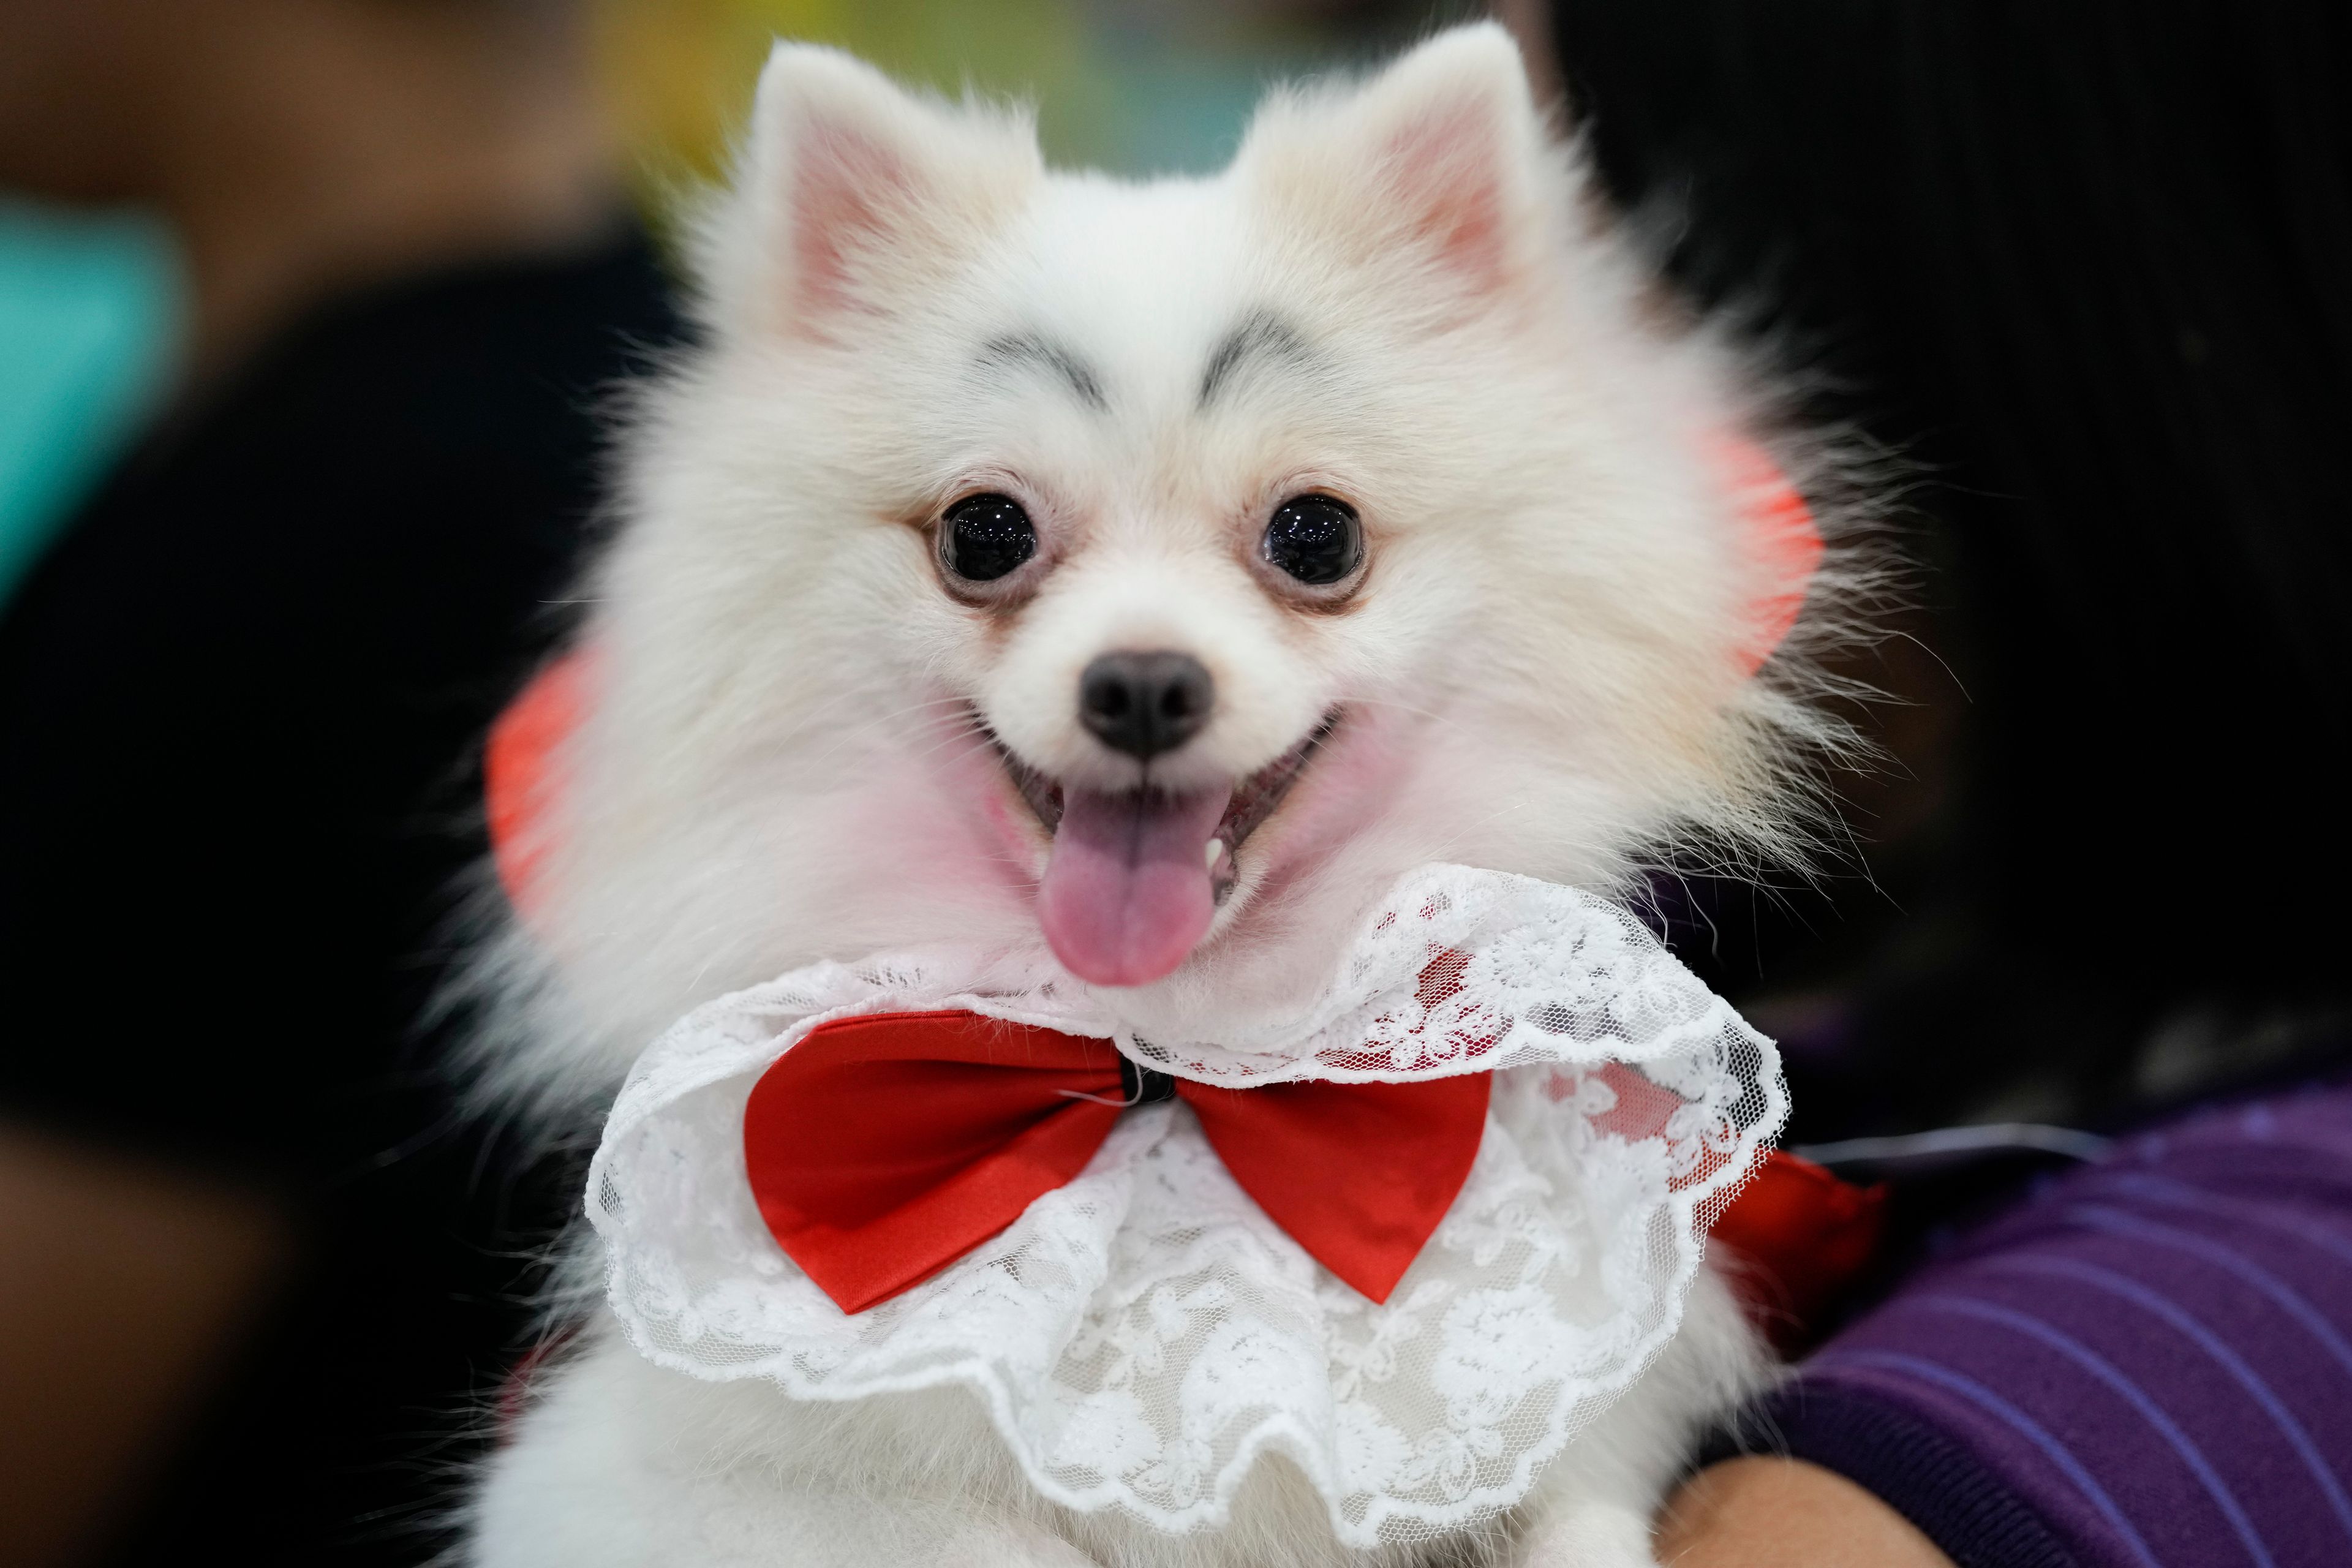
[976,332,1107,412]
[1199,311,1314,409]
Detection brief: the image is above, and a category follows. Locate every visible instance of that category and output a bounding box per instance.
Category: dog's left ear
[1237,23,1554,299]
[701,45,1042,341]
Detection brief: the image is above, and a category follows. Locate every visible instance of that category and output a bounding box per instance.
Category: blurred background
[0,0,1466,616]
[2,1,2346,1565]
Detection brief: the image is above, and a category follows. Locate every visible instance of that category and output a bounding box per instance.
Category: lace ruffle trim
[589,865,1785,1545]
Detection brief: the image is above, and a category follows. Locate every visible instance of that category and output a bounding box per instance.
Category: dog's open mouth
[986,712,1338,987]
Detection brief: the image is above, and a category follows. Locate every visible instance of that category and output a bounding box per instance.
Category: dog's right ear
[701,45,1042,342]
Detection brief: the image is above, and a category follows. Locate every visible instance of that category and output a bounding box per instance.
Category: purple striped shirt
[1762,1082,2352,1568]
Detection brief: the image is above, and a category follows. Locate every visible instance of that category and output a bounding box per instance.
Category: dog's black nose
[1079,650,1213,761]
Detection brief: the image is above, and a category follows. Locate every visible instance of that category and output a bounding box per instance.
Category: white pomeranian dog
[466,22,1856,1568]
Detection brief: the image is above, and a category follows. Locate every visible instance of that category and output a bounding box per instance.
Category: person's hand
[1654,1456,1957,1567]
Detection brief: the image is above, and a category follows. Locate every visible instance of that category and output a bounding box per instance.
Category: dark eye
[941,493,1036,582]
[1262,494,1362,586]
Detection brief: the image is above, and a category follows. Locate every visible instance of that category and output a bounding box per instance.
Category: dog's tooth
[1205,837,1224,870]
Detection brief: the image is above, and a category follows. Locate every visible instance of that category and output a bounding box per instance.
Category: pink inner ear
[1382,104,1509,285]
[790,122,911,325]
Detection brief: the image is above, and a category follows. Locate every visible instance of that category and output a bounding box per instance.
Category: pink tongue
[1038,785,1231,987]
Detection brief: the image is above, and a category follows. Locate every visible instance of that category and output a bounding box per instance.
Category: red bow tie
[744,1009,1491,1313]
[745,1009,1888,1334]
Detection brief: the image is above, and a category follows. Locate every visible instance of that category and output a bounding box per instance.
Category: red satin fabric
[744,1011,1887,1333]
[743,1009,1493,1313]
[483,648,588,919]
[1183,1074,1490,1304]
[1709,1149,1887,1350]
[1711,432,1825,677]
[744,1012,1130,1313]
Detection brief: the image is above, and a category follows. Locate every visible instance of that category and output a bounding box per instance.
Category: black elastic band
[1117,1056,1180,1106]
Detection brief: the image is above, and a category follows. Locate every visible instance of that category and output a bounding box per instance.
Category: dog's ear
[703,45,1041,341]
[1237,23,1553,300]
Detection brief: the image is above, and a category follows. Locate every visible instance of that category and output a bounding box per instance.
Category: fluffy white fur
[468,23,1852,1567]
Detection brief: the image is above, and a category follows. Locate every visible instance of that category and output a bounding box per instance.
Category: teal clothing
[0,200,183,611]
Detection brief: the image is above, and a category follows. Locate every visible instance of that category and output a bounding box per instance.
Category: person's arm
[1656,1455,1955,1567]
[0,1123,289,1568]
[1665,1082,2352,1568]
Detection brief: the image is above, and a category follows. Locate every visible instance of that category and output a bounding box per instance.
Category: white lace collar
[587,864,1785,1547]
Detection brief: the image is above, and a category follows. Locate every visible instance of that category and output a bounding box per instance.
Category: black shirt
[0,225,679,1563]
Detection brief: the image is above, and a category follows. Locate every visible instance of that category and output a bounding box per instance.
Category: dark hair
[1548,1,2352,1121]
